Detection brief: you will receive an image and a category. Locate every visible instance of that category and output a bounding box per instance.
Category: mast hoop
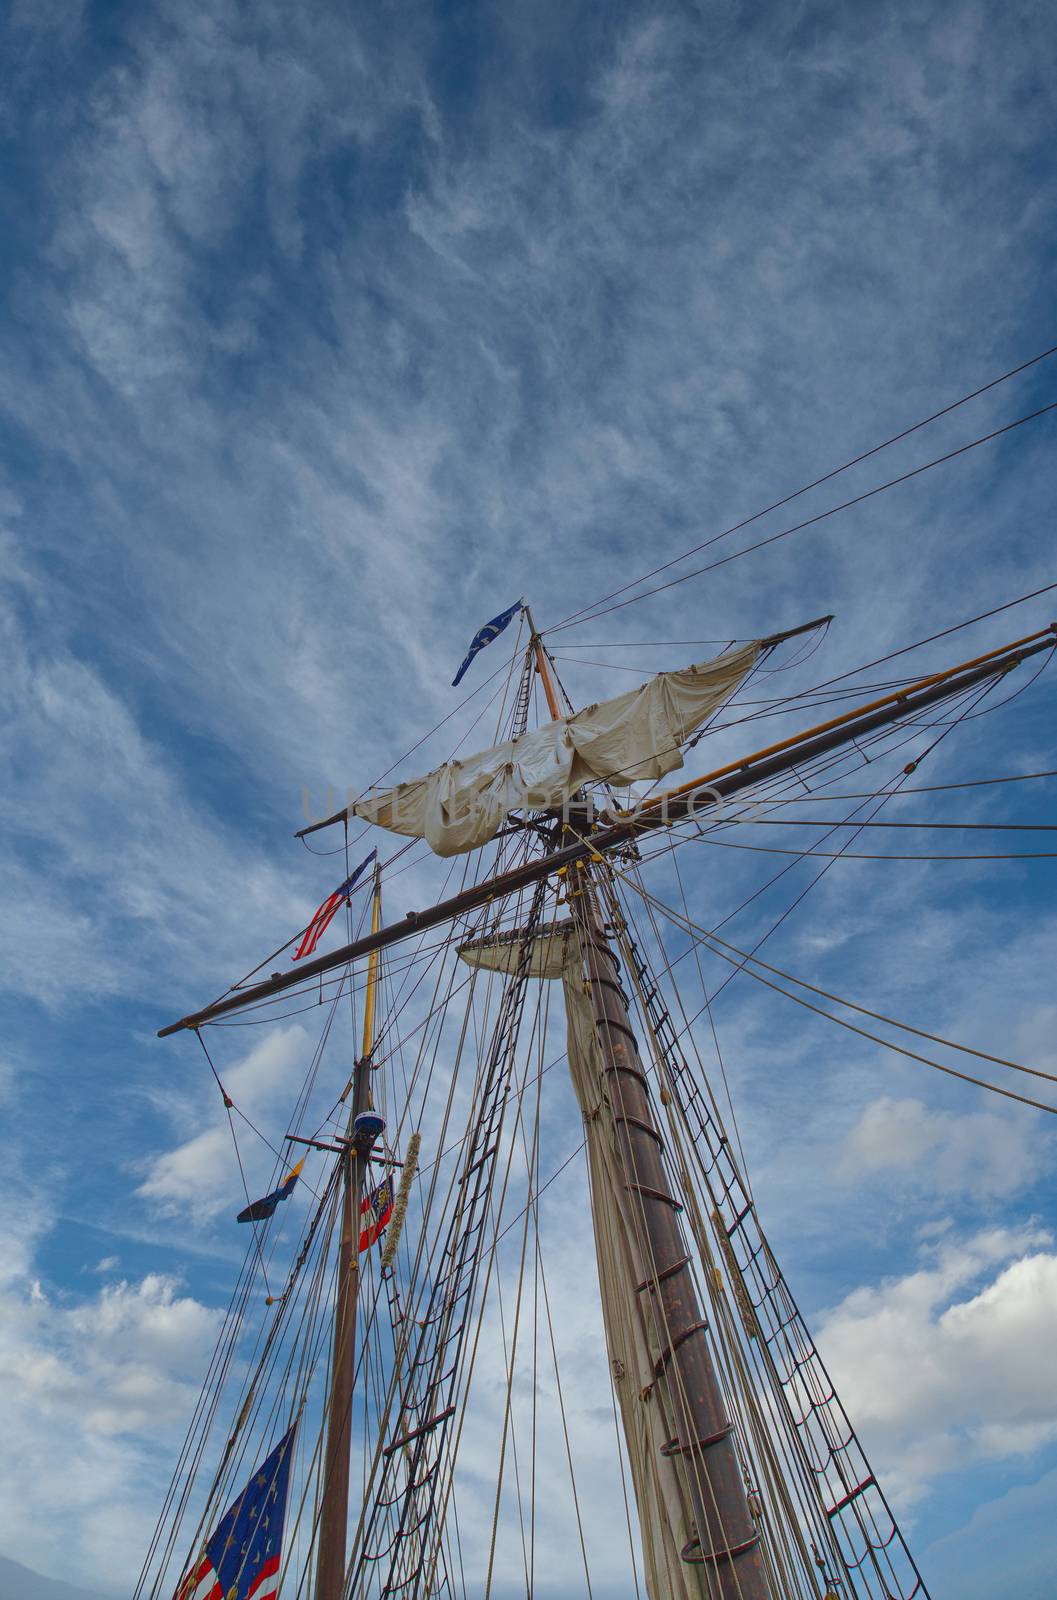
[661,1423,737,1456]
[612,1111,666,1146]
[652,1316,711,1377]
[626,1180,685,1211]
[636,1253,693,1293]
[681,1532,763,1567]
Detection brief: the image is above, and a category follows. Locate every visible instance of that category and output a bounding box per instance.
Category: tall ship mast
[138,600,1056,1600]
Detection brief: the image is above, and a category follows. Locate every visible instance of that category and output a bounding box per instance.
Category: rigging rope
[545,343,1057,633]
[603,866,925,1598]
[618,871,1057,1116]
[687,837,1057,860]
[546,401,1057,633]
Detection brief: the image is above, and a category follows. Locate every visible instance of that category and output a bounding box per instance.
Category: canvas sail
[461,928,714,1599]
[351,642,760,856]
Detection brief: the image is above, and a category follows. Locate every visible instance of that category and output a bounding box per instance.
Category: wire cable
[547,401,1057,631]
[545,343,1057,633]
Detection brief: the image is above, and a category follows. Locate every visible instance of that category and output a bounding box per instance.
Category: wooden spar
[538,633,770,1592]
[360,900,381,1063]
[634,623,1056,817]
[157,627,1055,1037]
[314,867,382,1600]
[524,604,563,721]
[758,612,834,646]
[293,614,835,841]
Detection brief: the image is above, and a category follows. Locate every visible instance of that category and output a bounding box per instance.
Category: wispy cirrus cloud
[0,0,1056,1590]
[840,1095,1050,1199]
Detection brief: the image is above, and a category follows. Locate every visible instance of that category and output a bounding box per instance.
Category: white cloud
[817,1225,1057,1507]
[0,1233,220,1582]
[8,1273,218,1433]
[136,1024,315,1219]
[136,1124,233,1218]
[839,1095,1049,1198]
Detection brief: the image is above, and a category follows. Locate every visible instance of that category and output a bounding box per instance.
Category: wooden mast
[530,622,771,1596]
[315,866,383,1599]
[524,605,562,721]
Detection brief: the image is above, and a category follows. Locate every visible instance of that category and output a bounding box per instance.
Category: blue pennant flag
[451,599,523,688]
[237,1159,304,1224]
[175,1425,296,1600]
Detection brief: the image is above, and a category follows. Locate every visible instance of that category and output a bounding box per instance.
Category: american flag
[359,1176,394,1252]
[293,849,376,961]
[175,1427,295,1600]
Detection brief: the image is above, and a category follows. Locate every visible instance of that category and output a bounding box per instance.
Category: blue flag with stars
[451,599,523,687]
[176,1426,296,1600]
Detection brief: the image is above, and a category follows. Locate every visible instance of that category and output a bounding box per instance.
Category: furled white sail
[460,926,714,1600]
[353,641,760,856]
[457,923,577,979]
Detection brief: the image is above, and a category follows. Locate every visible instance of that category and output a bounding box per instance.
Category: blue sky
[2,0,1057,1593]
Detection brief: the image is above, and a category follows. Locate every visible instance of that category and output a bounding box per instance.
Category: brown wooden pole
[314,1133,361,1600]
[314,871,382,1598]
[524,606,563,720]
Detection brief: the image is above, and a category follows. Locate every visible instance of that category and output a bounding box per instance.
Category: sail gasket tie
[652,1317,711,1377]
[680,1532,762,1567]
